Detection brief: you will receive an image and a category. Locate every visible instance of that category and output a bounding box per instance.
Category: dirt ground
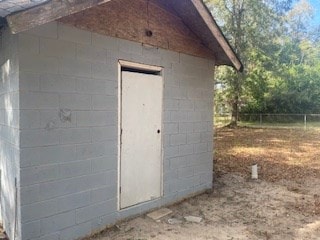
[86,127,320,240]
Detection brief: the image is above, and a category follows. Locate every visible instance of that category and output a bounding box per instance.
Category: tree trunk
[230,96,239,127]
[229,72,242,127]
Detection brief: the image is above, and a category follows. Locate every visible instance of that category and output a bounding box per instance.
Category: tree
[261,0,320,114]
[206,0,293,125]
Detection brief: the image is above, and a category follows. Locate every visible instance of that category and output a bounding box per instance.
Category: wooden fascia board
[6,0,112,34]
[191,0,243,71]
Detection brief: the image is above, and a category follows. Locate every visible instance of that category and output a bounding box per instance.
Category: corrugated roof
[0,0,48,17]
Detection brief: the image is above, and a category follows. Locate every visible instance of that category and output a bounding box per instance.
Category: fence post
[304,114,307,130]
[260,114,262,126]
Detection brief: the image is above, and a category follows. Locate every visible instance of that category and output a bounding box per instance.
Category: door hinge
[119,187,121,193]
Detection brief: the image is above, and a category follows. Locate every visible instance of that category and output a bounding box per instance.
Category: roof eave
[190,0,243,71]
[6,0,112,34]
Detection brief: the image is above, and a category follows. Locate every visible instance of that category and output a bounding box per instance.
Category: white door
[120,71,163,209]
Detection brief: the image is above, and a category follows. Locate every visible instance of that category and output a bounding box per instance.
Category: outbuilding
[0,0,242,239]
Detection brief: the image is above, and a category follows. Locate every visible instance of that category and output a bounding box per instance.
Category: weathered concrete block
[38,173,109,200]
[187,111,202,122]
[179,144,194,156]
[21,220,41,240]
[28,22,58,39]
[20,92,59,110]
[76,142,107,160]
[171,111,188,122]
[75,199,116,224]
[76,77,106,95]
[59,58,91,78]
[59,94,91,110]
[105,80,117,96]
[194,162,212,175]
[164,99,179,110]
[164,86,187,100]
[201,131,212,143]
[20,110,41,129]
[195,100,210,110]
[40,73,76,93]
[21,164,60,187]
[178,166,194,179]
[180,53,208,68]
[91,155,117,173]
[92,62,117,80]
[92,33,119,51]
[40,211,76,235]
[179,100,194,110]
[59,160,91,179]
[57,191,91,213]
[76,111,116,127]
[40,110,76,129]
[18,34,39,55]
[169,156,188,169]
[160,49,180,64]
[59,128,91,144]
[20,54,60,74]
[163,169,178,183]
[21,199,58,223]
[20,129,60,147]
[163,123,179,134]
[58,23,91,44]
[19,71,40,91]
[194,122,208,133]
[90,185,117,204]
[92,95,117,111]
[170,134,187,146]
[40,38,76,58]
[179,122,194,133]
[59,222,91,240]
[20,145,77,168]
[20,185,40,206]
[76,44,107,63]
[119,39,142,55]
[187,133,201,144]
[91,126,117,142]
[194,142,208,154]
[36,232,60,240]
[164,146,180,158]
[91,213,117,233]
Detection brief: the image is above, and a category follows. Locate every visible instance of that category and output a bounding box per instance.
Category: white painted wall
[13,21,214,240]
[0,27,21,240]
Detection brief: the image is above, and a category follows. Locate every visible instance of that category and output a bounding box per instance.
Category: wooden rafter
[6,0,112,34]
[190,0,243,71]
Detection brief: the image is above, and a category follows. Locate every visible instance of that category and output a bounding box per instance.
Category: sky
[309,0,320,26]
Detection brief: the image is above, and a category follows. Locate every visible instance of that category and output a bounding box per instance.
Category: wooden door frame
[117,60,164,210]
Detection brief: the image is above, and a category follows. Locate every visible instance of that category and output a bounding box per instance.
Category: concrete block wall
[0,27,21,240]
[16,21,214,240]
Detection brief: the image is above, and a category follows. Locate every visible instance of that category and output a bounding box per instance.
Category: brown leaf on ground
[215,127,320,182]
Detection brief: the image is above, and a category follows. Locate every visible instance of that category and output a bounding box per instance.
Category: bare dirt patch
[85,127,320,240]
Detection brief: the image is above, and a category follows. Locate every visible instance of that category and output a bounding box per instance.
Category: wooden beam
[6,0,112,34]
[191,0,243,71]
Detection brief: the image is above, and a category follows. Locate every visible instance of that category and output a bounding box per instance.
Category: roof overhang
[1,0,243,71]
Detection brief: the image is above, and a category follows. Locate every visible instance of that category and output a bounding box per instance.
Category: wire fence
[214,113,320,129]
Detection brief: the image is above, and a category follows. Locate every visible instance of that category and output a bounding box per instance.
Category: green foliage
[208,0,320,118]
